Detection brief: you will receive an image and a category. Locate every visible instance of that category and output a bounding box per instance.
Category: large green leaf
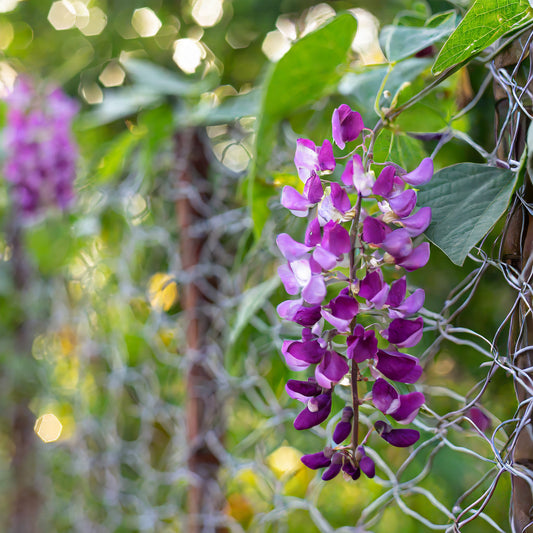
[380,12,457,63]
[249,13,358,238]
[122,58,215,97]
[373,129,427,172]
[417,163,517,266]
[432,0,533,74]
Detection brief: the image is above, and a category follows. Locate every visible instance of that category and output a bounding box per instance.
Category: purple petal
[402,157,433,186]
[386,277,406,308]
[468,407,491,433]
[302,275,326,304]
[359,455,375,478]
[282,341,311,371]
[313,246,338,271]
[301,451,331,470]
[375,349,423,384]
[330,294,359,319]
[389,189,417,217]
[342,461,360,480]
[382,228,413,259]
[294,393,331,430]
[287,339,326,364]
[391,391,425,424]
[372,165,395,197]
[332,104,363,149]
[358,270,384,301]
[390,288,425,318]
[278,264,300,295]
[399,207,431,237]
[304,173,324,204]
[286,378,322,402]
[347,325,378,362]
[292,305,322,326]
[321,309,351,333]
[315,350,349,389]
[277,233,311,261]
[295,138,318,182]
[333,420,352,444]
[372,378,399,414]
[330,183,351,213]
[377,424,420,447]
[318,139,335,172]
[383,316,424,348]
[362,216,391,245]
[398,242,430,272]
[321,221,350,256]
[305,217,322,247]
[281,186,310,216]
[322,452,343,480]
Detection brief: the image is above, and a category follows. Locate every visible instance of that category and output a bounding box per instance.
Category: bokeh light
[191,0,224,28]
[98,62,126,87]
[79,6,107,36]
[0,0,20,13]
[172,38,205,73]
[48,0,76,31]
[148,273,178,312]
[34,414,63,443]
[131,7,162,38]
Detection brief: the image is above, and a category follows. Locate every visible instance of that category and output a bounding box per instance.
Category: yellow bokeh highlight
[172,38,205,74]
[132,7,162,37]
[148,273,178,311]
[34,414,63,443]
[267,445,301,477]
[191,0,224,28]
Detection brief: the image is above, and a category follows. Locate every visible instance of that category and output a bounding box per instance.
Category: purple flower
[372,378,425,424]
[382,316,424,348]
[321,290,358,333]
[301,450,333,469]
[4,78,79,215]
[362,216,391,246]
[397,207,432,237]
[374,421,420,447]
[375,349,423,383]
[388,189,417,218]
[286,378,322,403]
[372,166,395,197]
[295,138,336,182]
[333,406,354,444]
[315,350,349,389]
[347,324,378,362]
[278,258,326,304]
[356,446,375,478]
[322,451,344,480]
[277,299,322,326]
[332,104,364,149]
[401,158,433,186]
[358,270,389,308]
[382,228,413,259]
[294,391,332,430]
[468,407,491,433]
[342,154,373,196]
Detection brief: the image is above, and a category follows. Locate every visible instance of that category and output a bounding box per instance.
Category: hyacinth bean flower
[277,103,430,483]
[295,138,335,182]
[372,378,425,424]
[3,78,79,215]
[332,104,364,149]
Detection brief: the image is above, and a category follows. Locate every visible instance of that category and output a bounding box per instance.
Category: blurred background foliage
[0,0,517,531]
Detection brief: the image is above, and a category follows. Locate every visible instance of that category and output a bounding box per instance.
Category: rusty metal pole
[174,127,227,533]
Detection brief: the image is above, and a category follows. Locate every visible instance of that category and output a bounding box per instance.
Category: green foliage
[249,13,358,238]
[418,163,517,265]
[433,0,533,74]
[379,11,457,63]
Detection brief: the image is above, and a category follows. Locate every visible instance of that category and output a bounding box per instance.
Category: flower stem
[349,193,362,284]
[351,361,359,453]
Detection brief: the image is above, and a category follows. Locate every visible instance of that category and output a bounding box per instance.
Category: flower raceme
[277,104,432,482]
[3,78,79,216]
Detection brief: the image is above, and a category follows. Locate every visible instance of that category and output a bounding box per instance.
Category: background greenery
[0,0,520,531]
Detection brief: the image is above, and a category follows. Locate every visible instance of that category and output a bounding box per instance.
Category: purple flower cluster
[277,104,432,481]
[3,78,79,215]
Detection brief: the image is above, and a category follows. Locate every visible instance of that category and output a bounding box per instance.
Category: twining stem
[351,361,360,453]
[349,193,362,283]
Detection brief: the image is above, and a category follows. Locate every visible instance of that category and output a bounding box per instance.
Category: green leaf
[339,58,432,118]
[122,58,215,96]
[433,0,533,74]
[373,129,427,171]
[417,163,517,265]
[380,12,457,62]
[228,276,280,347]
[175,90,260,127]
[249,13,358,238]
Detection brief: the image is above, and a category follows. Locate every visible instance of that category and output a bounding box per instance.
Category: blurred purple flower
[4,78,79,215]
[332,104,364,149]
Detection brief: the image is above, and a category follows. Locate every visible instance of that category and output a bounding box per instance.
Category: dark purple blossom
[347,325,378,362]
[294,391,332,430]
[322,452,344,480]
[356,446,376,478]
[333,406,354,444]
[382,316,424,348]
[374,421,420,447]
[401,158,433,186]
[372,378,425,424]
[315,350,349,389]
[332,104,364,149]
[375,349,423,383]
[301,450,333,469]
